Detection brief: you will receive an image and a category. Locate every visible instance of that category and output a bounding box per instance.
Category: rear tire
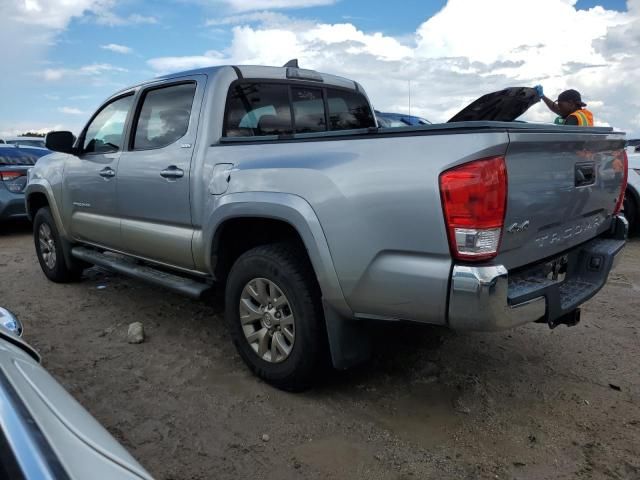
[225,243,326,391]
[33,207,84,283]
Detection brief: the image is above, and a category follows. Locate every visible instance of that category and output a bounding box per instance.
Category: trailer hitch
[548,308,581,329]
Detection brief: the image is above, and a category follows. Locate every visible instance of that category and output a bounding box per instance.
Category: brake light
[613,149,628,215]
[439,156,507,261]
[0,171,22,181]
[0,171,25,193]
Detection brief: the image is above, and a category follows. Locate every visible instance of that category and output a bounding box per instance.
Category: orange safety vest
[568,108,594,126]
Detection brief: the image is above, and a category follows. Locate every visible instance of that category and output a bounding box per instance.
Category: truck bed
[214,120,625,324]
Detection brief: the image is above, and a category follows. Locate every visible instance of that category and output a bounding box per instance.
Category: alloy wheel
[239,278,295,363]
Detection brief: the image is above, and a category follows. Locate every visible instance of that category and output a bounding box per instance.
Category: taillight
[613,149,628,215]
[439,156,507,261]
[0,171,25,193]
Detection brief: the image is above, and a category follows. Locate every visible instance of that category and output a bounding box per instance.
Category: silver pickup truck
[26,62,629,391]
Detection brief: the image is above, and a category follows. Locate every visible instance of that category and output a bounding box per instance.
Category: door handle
[160,166,184,180]
[99,167,116,179]
[575,162,596,187]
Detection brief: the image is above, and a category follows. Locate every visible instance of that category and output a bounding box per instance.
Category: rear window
[327,88,375,130]
[0,147,49,165]
[223,82,374,137]
[292,87,326,133]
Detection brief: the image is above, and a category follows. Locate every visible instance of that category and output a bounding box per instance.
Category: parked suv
[26,63,628,390]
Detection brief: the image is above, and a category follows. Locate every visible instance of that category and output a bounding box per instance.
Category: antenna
[408,80,411,116]
[282,59,299,68]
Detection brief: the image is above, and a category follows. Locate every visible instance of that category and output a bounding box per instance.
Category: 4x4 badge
[507,220,530,234]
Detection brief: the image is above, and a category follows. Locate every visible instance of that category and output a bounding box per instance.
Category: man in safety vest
[534,86,594,126]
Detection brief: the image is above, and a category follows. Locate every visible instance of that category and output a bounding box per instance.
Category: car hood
[448,87,539,123]
[627,152,640,168]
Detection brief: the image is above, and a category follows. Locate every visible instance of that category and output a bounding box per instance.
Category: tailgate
[497,130,626,269]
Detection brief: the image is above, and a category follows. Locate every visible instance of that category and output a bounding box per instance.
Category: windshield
[0,147,50,165]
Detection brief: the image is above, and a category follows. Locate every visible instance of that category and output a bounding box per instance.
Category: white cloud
[59,106,85,115]
[7,0,114,29]
[152,0,640,137]
[93,11,158,26]
[222,0,336,12]
[0,2,144,137]
[147,50,226,72]
[101,43,133,54]
[205,11,291,26]
[42,63,128,81]
[43,69,65,81]
[5,0,157,28]
[1,1,153,87]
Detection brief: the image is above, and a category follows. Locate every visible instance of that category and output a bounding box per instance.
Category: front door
[62,93,135,250]
[117,78,204,269]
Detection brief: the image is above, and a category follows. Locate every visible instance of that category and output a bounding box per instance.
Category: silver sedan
[0,308,153,480]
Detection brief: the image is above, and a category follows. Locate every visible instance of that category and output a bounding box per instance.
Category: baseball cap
[557,89,587,107]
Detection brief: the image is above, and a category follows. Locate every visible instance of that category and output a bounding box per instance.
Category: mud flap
[59,235,85,271]
[323,302,372,370]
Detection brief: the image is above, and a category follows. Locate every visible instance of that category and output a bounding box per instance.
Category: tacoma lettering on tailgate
[534,214,605,248]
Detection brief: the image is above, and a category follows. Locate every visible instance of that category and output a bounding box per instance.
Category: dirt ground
[1,220,639,480]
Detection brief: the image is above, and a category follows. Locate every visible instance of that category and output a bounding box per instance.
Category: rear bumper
[0,190,27,221]
[448,215,627,331]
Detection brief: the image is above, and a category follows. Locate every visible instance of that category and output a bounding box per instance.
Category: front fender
[25,180,68,239]
[196,191,351,318]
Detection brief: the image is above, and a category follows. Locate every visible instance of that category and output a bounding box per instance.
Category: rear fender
[200,192,350,316]
[199,192,371,369]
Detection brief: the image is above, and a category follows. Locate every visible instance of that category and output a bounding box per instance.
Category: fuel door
[208,163,234,195]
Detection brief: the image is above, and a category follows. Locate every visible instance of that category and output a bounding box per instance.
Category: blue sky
[1,0,638,137]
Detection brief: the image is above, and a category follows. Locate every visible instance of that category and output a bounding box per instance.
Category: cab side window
[82,94,134,154]
[224,83,292,137]
[132,83,197,150]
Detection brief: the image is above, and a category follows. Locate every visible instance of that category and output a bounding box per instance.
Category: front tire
[33,207,84,283]
[225,243,326,391]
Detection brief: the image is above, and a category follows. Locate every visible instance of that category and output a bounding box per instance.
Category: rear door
[62,93,135,249]
[116,76,204,269]
[497,130,626,269]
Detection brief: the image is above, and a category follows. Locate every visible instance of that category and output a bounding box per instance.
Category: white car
[624,145,640,231]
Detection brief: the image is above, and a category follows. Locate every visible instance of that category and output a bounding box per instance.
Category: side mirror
[45,131,76,154]
[0,307,23,337]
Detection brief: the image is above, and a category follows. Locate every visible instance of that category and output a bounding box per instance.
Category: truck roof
[128,64,361,95]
